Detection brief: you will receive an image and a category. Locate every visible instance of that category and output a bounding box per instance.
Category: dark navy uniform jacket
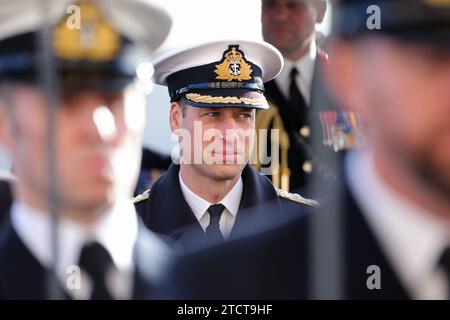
[135,163,317,252]
[162,164,410,300]
[0,215,172,300]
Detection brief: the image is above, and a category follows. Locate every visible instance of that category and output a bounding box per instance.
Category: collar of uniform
[275,41,317,103]
[11,199,138,298]
[346,150,450,299]
[220,178,243,218]
[178,172,243,220]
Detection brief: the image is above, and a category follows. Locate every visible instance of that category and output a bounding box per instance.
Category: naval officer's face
[0,84,145,221]
[326,36,450,212]
[170,102,256,181]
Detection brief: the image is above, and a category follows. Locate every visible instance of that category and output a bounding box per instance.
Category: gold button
[299,126,310,138]
[302,161,313,173]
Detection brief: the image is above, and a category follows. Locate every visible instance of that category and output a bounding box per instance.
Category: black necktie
[289,67,308,128]
[206,204,225,241]
[438,246,450,299]
[78,242,114,300]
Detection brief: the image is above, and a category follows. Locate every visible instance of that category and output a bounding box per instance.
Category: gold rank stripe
[133,189,151,203]
[276,188,320,207]
[186,93,266,106]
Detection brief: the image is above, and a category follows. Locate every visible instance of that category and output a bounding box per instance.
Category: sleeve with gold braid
[254,102,291,191]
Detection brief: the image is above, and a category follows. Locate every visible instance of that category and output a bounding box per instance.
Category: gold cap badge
[53,0,121,61]
[214,46,253,82]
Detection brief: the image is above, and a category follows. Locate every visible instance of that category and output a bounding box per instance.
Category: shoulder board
[276,188,320,207]
[133,189,151,204]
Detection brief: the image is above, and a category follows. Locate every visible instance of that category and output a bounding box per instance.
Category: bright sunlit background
[0,0,332,171]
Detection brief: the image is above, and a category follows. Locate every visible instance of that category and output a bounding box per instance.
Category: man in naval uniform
[0,0,173,299]
[134,40,319,252]
[164,0,450,299]
[255,0,364,195]
[255,0,328,193]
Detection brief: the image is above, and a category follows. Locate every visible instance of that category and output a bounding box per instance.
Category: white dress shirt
[11,199,138,299]
[179,173,243,239]
[275,41,317,105]
[346,150,450,299]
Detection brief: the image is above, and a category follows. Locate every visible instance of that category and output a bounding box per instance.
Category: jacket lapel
[319,165,411,299]
[230,165,284,238]
[147,164,205,242]
[0,218,70,299]
[265,80,288,108]
[343,185,411,299]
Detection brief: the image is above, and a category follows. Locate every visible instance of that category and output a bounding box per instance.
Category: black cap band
[170,79,264,102]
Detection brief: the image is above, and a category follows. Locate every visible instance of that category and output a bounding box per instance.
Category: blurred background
[0,0,332,171]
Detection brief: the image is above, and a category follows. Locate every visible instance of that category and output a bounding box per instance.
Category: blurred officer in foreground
[134,40,319,252]
[0,0,172,299]
[165,0,450,299]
